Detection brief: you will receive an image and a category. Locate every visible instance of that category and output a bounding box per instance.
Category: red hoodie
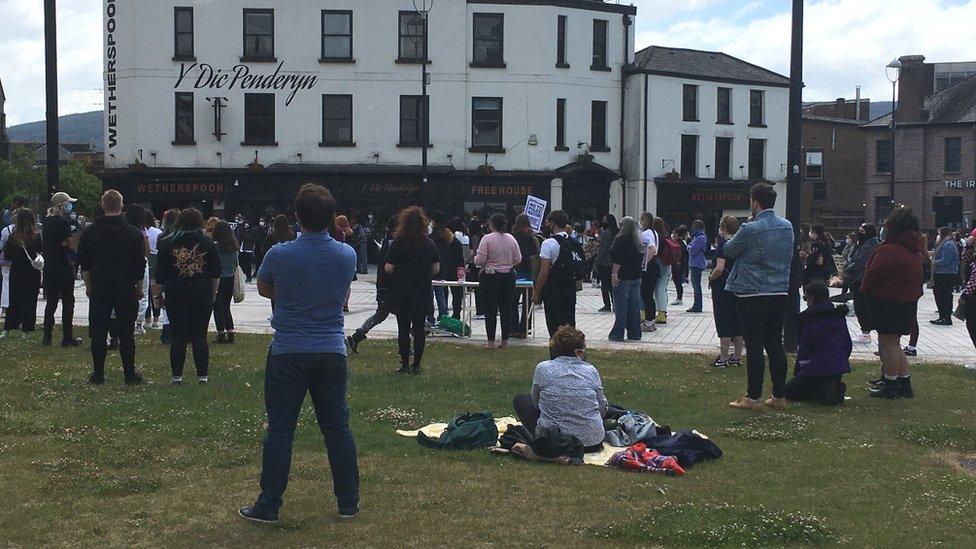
[859,230,924,302]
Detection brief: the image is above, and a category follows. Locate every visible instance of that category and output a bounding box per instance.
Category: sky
[2,0,976,126]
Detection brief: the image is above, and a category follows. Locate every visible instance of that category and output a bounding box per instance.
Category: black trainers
[338,506,360,519]
[868,377,901,399]
[898,377,914,399]
[347,332,365,354]
[61,337,83,347]
[930,318,952,326]
[41,334,52,346]
[903,347,917,357]
[87,373,105,385]
[226,332,235,344]
[410,364,423,375]
[712,357,728,368]
[124,373,144,386]
[867,375,885,388]
[728,357,742,367]
[214,333,227,344]
[598,306,612,313]
[239,505,279,524]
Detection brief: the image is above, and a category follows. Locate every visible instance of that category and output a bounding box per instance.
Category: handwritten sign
[524,195,547,232]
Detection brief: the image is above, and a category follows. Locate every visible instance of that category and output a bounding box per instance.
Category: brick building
[0,77,9,161]
[800,97,871,236]
[863,55,976,231]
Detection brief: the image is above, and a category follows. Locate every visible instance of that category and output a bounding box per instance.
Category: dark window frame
[555,98,567,151]
[875,139,893,173]
[173,92,195,145]
[471,13,505,68]
[320,94,354,147]
[945,137,962,173]
[556,15,569,68]
[682,84,698,122]
[715,137,732,179]
[748,138,766,181]
[173,7,195,61]
[470,96,504,153]
[813,180,827,201]
[242,93,277,146]
[590,19,609,71]
[397,11,428,64]
[717,87,732,124]
[320,10,353,63]
[590,100,609,152]
[680,134,698,179]
[398,95,429,147]
[242,8,276,62]
[749,90,766,127]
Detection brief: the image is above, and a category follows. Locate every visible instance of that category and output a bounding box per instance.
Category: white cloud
[1,0,975,125]
[635,0,976,103]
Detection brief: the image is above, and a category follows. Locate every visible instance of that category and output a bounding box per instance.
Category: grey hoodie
[844,237,880,283]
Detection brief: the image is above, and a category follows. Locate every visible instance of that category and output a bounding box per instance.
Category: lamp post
[413,0,433,190]
[783,0,804,353]
[44,0,59,199]
[886,58,901,216]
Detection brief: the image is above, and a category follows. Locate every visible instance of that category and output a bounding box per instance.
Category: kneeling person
[785,281,852,405]
[513,326,608,451]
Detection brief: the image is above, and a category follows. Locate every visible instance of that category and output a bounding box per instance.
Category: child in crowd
[785,280,852,405]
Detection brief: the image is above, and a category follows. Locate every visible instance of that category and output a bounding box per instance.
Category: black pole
[421,13,429,199]
[889,79,896,211]
[44,0,59,199]
[784,0,804,354]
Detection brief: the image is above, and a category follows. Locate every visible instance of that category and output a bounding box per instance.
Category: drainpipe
[642,72,649,213]
[619,14,632,217]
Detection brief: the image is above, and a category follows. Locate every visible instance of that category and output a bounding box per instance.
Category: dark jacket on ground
[795,302,852,377]
[77,216,146,300]
[860,231,924,303]
[155,230,221,306]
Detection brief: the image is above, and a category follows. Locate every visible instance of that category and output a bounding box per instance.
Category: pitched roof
[630,46,790,88]
[864,73,976,127]
[0,76,5,102]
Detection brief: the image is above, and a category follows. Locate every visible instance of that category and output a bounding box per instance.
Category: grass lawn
[0,330,975,547]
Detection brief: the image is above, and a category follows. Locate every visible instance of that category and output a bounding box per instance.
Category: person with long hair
[709,215,744,367]
[638,212,659,333]
[931,226,960,326]
[861,208,923,399]
[212,220,240,344]
[474,213,522,350]
[652,217,673,323]
[41,192,82,347]
[844,223,881,344]
[205,216,220,237]
[125,204,151,336]
[670,225,690,306]
[334,215,355,312]
[384,207,439,373]
[430,211,465,322]
[268,214,295,246]
[803,224,835,285]
[1,209,42,337]
[346,215,398,353]
[608,217,643,341]
[154,208,222,385]
[511,213,539,337]
[595,214,618,312]
[686,219,708,313]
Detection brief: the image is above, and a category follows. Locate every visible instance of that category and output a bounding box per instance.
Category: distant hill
[6,111,104,152]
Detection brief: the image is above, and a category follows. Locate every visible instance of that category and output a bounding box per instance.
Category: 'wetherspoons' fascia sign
[174,61,318,106]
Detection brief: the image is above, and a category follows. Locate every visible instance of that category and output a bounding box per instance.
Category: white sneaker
[671,300,683,306]
[641,321,656,333]
[965,364,976,371]
[856,334,872,344]
[134,324,146,335]
[0,330,8,339]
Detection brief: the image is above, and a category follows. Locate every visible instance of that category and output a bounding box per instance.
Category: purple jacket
[795,303,852,377]
[688,231,708,270]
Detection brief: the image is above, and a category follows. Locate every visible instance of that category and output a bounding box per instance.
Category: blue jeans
[655,263,672,314]
[690,267,704,311]
[609,278,642,341]
[257,352,360,514]
[433,286,449,320]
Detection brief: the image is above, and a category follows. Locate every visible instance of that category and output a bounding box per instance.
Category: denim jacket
[723,209,794,295]
[932,239,959,275]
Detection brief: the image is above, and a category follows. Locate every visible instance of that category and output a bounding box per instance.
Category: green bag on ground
[417,411,498,450]
[437,316,471,336]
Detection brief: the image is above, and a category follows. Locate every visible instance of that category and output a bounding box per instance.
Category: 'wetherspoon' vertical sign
[105,0,119,149]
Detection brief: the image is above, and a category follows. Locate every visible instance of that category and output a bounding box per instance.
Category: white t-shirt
[147,226,163,255]
[640,229,659,271]
[540,232,569,263]
[0,224,13,252]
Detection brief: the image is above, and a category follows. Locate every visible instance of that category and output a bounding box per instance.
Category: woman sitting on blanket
[513,326,608,452]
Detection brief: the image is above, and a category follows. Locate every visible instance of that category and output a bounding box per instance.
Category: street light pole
[44,0,59,199]
[783,0,804,353]
[886,59,901,217]
[414,0,433,204]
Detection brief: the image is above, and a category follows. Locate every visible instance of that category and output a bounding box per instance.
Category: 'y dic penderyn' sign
[174,62,318,106]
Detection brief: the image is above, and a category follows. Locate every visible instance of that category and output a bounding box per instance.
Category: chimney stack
[895,55,933,123]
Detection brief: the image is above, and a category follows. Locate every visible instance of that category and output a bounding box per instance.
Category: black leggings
[597,264,613,308]
[213,276,235,332]
[640,269,658,320]
[480,271,515,342]
[852,285,872,333]
[396,312,427,366]
[168,301,212,377]
[43,271,75,340]
[672,268,684,301]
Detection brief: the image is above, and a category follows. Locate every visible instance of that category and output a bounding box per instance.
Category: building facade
[863,55,976,231]
[102,0,636,222]
[0,77,9,161]
[799,97,870,237]
[622,46,789,231]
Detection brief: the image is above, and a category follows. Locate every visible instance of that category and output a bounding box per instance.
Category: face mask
[259,222,266,228]
[64,202,74,214]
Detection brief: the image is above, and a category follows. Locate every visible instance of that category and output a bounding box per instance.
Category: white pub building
[103,0,637,222]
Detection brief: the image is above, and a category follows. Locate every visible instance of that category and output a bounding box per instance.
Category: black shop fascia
[654,176,754,234]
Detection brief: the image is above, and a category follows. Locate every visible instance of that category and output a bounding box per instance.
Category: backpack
[659,238,681,266]
[550,235,588,283]
[417,411,499,450]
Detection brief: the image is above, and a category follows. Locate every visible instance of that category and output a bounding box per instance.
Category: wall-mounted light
[216,151,223,169]
[234,179,240,188]
[150,152,157,167]
[297,153,303,164]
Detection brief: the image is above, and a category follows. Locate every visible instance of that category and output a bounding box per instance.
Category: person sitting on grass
[513,326,608,452]
[785,281,852,405]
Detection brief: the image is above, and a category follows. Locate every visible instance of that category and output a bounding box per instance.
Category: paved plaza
[23,270,976,365]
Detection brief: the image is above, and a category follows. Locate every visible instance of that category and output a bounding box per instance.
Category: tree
[58,162,102,216]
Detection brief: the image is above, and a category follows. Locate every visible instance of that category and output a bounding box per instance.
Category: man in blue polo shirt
[240,183,359,523]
